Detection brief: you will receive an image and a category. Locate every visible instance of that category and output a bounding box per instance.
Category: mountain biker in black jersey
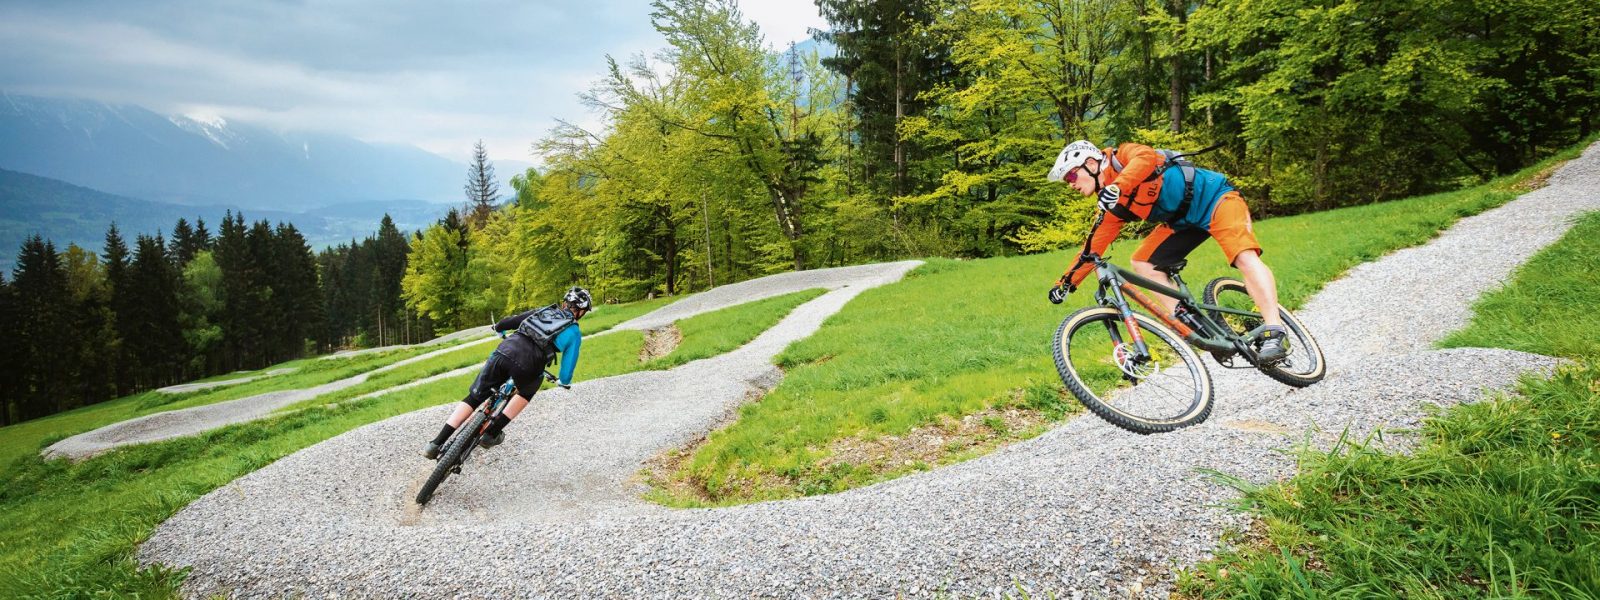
[423,287,591,459]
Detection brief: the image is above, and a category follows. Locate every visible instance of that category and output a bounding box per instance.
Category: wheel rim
[1060,311,1207,424]
[1207,282,1321,377]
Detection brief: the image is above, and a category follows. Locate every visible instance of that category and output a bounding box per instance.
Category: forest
[400,0,1600,333]
[4,0,1595,424]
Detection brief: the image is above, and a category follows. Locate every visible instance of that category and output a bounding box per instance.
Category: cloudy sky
[0,0,827,163]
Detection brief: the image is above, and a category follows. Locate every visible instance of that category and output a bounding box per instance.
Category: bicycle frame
[1089,257,1264,361]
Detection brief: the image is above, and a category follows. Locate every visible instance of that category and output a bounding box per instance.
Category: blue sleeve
[555,325,581,386]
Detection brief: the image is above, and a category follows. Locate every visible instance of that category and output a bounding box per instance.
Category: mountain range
[0,92,470,211]
[0,167,451,272]
[0,92,546,271]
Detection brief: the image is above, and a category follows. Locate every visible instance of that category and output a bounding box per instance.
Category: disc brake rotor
[1112,343,1159,379]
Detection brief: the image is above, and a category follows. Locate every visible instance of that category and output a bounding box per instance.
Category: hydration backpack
[1107,143,1224,225]
[514,304,576,354]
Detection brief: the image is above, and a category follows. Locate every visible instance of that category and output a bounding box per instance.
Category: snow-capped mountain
[0,92,466,211]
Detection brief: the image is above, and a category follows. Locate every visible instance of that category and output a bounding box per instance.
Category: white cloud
[0,1,826,165]
[735,0,827,47]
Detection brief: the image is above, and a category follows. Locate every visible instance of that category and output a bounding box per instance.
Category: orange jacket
[1063,142,1166,287]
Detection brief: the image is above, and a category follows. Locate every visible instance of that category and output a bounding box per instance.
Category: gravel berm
[44,261,882,461]
[139,143,1600,598]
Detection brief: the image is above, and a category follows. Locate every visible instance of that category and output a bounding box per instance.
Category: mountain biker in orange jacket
[1046,140,1288,362]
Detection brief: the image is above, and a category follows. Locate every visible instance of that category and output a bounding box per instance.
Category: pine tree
[194,218,213,251]
[270,223,323,361]
[168,219,208,267]
[61,243,114,408]
[0,273,15,425]
[372,215,410,345]
[464,140,500,230]
[816,0,953,199]
[125,234,185,387]
[101,223,136,395]
[11,236,71,420]
[214,211,256,370]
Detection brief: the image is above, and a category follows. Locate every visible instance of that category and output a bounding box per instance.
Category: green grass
[1438,211,1600,358]
[649,289,828,368]
[0,348,428,469]
[269,295,679,412]
[0,289,820,598]
[662,139,1592,505]
[272,291,819,412]
[1177,212,1600,598]
[0,373,473,598]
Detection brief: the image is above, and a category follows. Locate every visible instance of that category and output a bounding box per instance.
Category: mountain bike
[1050,210,1326,434]
[415,369,562,506]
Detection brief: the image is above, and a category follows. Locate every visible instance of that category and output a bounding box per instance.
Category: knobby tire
[1201,277,1327,387]
[416,411,487,506]
[1053,306,1214,434]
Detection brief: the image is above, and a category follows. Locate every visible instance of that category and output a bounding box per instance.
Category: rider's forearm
[494,309,536,332]
[1065,216,1125,287]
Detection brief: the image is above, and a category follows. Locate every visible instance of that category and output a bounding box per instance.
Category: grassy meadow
[655,142,1592,505]
[1177,210,1600,598]
[0,287,816,597]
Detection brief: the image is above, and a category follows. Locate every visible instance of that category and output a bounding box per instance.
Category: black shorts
[462,336,549,408]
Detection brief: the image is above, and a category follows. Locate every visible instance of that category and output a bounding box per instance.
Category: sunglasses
[1065,167,1084,183]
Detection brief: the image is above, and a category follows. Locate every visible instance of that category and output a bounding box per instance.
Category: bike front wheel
[416,411,487,506]
[1202,277,1326,387]
[1053,306,1214,434]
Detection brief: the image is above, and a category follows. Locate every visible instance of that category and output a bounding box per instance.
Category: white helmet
[1048,140,1104,183]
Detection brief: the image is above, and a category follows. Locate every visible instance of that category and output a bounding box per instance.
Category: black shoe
[1257,326,1290,364]
[423,441,441,460]
[478,430,505,449]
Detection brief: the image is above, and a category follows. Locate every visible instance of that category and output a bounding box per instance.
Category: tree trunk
[1169,1,1186,133]
[894,43,906,198]
[1137,0,1153,125]
[1169,52,1183,133]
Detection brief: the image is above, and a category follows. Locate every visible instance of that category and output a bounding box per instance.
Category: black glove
[1048,283,1074,304]
[1096,184,1121,212]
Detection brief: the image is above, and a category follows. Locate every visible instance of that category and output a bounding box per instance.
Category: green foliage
[1180,362,1600,598]
[665,159,1540,503]
[1181,181,1600,598]
[401,222,470,332]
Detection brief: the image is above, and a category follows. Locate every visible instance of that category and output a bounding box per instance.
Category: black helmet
[563,286,593,311]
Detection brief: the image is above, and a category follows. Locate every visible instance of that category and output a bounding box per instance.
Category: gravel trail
[47,330,492,460]
[45,261,888,461]
[154,368,297,395]
[139,143,1599,598]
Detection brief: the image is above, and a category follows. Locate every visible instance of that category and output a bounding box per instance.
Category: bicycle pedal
[450,466,461,474]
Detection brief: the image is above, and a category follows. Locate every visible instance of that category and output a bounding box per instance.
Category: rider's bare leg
[501,393,530,420]
[1232,250,1284,327]
[445,402,473,428]
[1130,259,1180,316]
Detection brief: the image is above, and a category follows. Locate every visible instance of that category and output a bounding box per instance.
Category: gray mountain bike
[1050,210,1327,434]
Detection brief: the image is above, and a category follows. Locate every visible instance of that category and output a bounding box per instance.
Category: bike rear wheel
[1053,306,1214,434]
[1202,277,1326,387]
[416,411,487,506]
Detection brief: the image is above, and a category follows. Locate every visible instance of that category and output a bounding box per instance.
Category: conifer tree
[0,274,13,425]
[125,234,185,387]
[464,140,501,230]
[101,223,136,394]
[11,236,71,419]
